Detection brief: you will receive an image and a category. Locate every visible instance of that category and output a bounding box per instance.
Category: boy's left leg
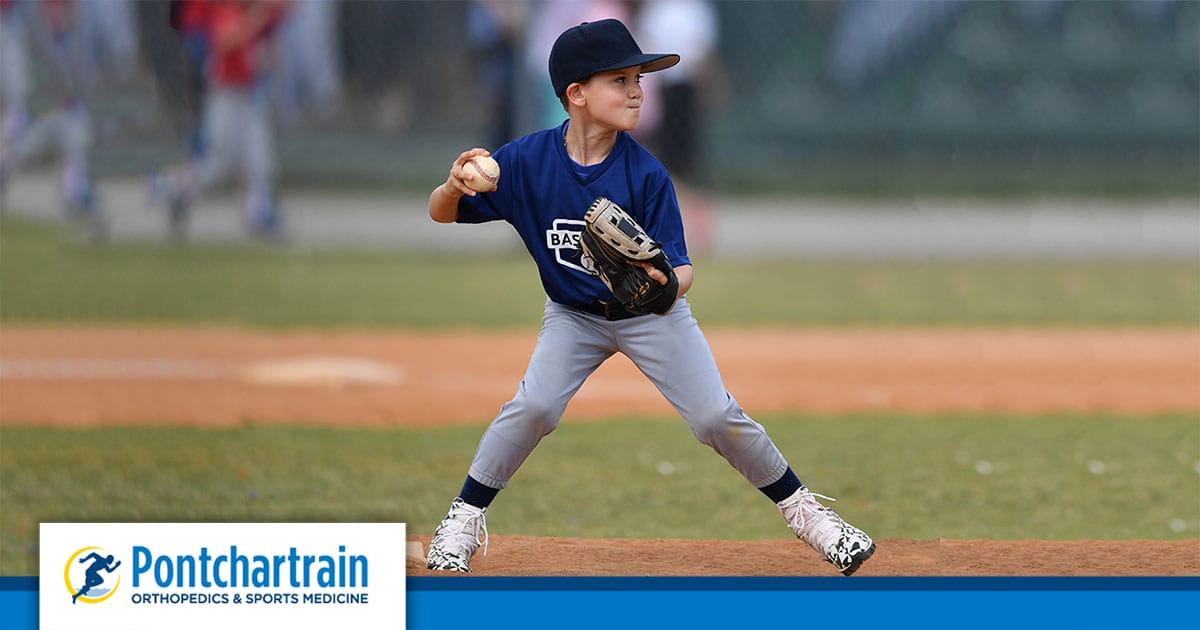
[619,299,874,575]
[616,299,788,486]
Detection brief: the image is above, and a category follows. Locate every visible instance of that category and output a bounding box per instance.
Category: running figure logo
[64,547,122,604]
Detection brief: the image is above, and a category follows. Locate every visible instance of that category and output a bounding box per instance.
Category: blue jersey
[456,121,691,308]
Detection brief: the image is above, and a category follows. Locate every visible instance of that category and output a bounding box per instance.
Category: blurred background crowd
[0,0,1196,242]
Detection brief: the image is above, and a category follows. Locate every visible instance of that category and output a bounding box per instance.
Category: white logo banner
[40,523,406,630]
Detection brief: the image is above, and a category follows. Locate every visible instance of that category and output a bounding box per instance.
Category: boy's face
[579,66,645,131]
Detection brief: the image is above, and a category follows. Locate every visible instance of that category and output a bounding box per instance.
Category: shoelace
[780,489,843,553]
[437,504,489,557]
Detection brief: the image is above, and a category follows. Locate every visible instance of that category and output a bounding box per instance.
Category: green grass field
[1,217,1197,576]
[2,218,1198,327]
[2,415,1197,576]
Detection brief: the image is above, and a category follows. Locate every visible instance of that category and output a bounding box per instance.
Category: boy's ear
[565,82,586,107]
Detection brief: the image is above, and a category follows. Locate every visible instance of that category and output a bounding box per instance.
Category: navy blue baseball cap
[549,19,680,97]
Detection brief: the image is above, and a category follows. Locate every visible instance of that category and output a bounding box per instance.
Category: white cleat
[427,498,488,573]
[778,486,875,576]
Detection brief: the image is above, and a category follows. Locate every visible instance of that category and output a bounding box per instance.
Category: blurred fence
[10,0,1200,195]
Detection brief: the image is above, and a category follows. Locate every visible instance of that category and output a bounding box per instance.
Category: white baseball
[462,155,500,192]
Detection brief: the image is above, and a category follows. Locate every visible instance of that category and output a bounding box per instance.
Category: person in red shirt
[152,0,291,241]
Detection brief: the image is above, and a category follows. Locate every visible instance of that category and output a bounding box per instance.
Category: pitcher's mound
[406,535,1200,576]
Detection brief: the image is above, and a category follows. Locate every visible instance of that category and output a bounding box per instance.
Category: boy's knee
[687,409,734,446]
[685,394,752,447]
[506,389,564,435]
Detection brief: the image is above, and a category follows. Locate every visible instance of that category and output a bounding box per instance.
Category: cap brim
[598,53,681,76]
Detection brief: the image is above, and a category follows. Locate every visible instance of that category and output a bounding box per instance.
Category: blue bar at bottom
[4,576,1198,629]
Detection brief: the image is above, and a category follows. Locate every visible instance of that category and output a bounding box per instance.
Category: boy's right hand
[443,148,493,198]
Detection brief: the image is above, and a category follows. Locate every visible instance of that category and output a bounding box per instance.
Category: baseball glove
[579,196,679,315]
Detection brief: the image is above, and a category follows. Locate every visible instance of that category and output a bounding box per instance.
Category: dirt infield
[1,326,1196,426]
[3,325,1197,576]
[404,536,1200,576]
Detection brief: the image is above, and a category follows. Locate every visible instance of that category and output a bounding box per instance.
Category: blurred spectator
[272,0,342,129]
[80,0,139,85]
[0,0,106,240]
[1,0,33,164]
[169,0,210,158]
[467,0,526,150]
[150,0,291,242]
[635,0,722,183]
[635,0,725,252]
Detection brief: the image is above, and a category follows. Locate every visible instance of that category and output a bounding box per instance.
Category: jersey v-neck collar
[556,121,627,186]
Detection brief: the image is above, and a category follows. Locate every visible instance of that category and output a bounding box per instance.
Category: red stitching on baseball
[469,157,499,184]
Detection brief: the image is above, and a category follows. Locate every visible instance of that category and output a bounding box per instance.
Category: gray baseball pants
[467,298,791,490]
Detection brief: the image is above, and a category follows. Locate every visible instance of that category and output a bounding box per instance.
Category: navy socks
[757,467,803,504]
[458,475,500,509]
[461,468,800,509]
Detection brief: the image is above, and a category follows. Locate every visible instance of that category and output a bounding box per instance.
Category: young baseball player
[426,18,875,576]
